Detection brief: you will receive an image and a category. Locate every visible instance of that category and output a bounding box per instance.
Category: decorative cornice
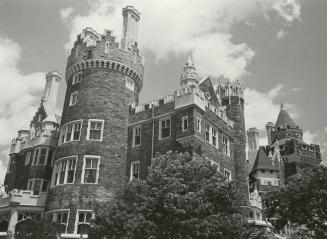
[66,59,143,90]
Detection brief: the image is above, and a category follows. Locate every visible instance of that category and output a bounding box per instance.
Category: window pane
[84,169,96,183]
[42,181,48,192]
[78,213,85,223]
[85,158,92,168]
[47,150,53,166]
[67,170,74,183]
[39,148,47,164]
[33,180,41,195]
[77,224,90,235]
[89,130,101,140]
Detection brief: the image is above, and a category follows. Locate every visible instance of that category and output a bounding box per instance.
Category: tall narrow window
[222,135,230,156]
[105,41,110,53]
[73,122,82,140]
[196,117,201,132]
[132,126,141,147]
[59,160,67,185]
[126,77,134,91]
[49,210,69,233]
[224,169,231,182]
[82,156,100,184]
[70,91,78,106]
[67,158,76,183]
[33,179,42,195]
[182,116,188,132]
[32,148,39,165]
[159,117,171,139]
[39,148,47,165]
[205,124,210,142]
[87,120,104,141]
[47,149,53,166]
[130,161,140,180]
[66,125,72,142]
[212,129,217,147]
[72,72,82,85]
[25,152,31,165]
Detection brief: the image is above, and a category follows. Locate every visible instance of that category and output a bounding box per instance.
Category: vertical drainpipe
[151,104,155,159]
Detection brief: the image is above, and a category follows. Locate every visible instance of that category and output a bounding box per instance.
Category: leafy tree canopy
[89,151,272,239]
[265,165,327,238]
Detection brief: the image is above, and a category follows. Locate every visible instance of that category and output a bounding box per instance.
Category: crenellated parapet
[66,27,144,91]
[216,79,244,100]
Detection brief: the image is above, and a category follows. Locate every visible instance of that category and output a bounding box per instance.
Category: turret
[121,5,140,50]
[180,56,199,87]
[217,79,248,216]
[42,70,61,114]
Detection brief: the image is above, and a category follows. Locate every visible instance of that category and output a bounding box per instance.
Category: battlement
[129,85,234,128]
[216,79,244,99]
[122,5,140,21]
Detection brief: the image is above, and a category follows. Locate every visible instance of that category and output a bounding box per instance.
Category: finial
[280,102,285,110]
[186,55,194,66]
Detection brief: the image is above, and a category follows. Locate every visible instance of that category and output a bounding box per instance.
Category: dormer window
[206,92,211,99]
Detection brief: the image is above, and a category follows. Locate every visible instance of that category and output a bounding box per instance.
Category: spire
[275,103,296,129]
[180,56,198,87]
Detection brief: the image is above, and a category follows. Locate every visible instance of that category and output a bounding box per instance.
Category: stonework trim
[66,59,143,90]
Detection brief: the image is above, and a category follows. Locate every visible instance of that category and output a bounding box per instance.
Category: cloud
[0,35,45,175]
[60,0,302,79]
[291,87,303,92]
[244,84,284,131]
[60,7,74,21]
[0,148,9,184]
[277,28,289,39]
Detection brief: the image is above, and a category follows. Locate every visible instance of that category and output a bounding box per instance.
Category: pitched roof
[251,146,279,173]
[275,104,296,129]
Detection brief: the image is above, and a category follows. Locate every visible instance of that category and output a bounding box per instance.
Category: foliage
[265,165,327,238]
[9,219,60,239]
[89,151,271,239]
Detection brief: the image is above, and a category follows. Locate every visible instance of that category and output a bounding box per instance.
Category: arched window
[105,41,110,53]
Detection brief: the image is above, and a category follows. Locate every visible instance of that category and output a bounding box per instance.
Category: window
[25,152,31,165]
[224,169,231,182]
[205,124,210,142]
[59,120,83,144]
[268,181,272,186]
[39,148,47,165]
[212,129,218,147]
[261,170,265,173]
[76,210,93,235]
[32,148,39,165]
[70,91,78,106]
[159,117,171,139]
[82,156,100,184]
[196,117,201,132]
[72,72,82,85]
[27,178,48,195]
[105,41,110,53]
[132,126,141,147]
[87,120,104,141]
[126,77,134,91]
[222,135,230,156]
[48,210,69,233]
[130,161,140,180]
[32,147,53,166]
[182,116,188,132]
[51,157,77,186]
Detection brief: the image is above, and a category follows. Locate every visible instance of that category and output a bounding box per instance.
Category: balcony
[0,189,47,209]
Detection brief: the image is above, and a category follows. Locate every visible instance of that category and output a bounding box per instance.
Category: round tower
[45,6,144,235]
[217,79,249,216]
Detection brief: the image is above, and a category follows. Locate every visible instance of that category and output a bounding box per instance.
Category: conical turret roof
[275,103,296,129]
[250,147,279,173]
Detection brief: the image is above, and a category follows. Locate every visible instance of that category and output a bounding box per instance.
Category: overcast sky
[0,0,326,183]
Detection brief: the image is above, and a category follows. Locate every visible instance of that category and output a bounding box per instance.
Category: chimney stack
[121,6,140,50]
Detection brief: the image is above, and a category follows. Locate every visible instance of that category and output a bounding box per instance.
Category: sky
[0,0,326,183]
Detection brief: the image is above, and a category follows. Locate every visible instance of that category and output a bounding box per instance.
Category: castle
[0,5,321,239]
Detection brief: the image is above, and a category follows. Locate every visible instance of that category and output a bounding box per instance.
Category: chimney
[121,6,140,50]
[266,122,275,145]
[247,127,259,152]
[42,70,61,114]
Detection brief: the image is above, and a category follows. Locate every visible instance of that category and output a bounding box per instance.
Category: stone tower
[217,80,249,215]
[45,6,144,235]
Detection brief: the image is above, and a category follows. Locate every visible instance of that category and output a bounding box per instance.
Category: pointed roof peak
[275,102,296,129]
[186,55,194,66]
[280,102,285,110]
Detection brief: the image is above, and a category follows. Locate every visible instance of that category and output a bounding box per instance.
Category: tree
[265,165,327,238]
[89,151,272,239]
[9,219,60,239]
